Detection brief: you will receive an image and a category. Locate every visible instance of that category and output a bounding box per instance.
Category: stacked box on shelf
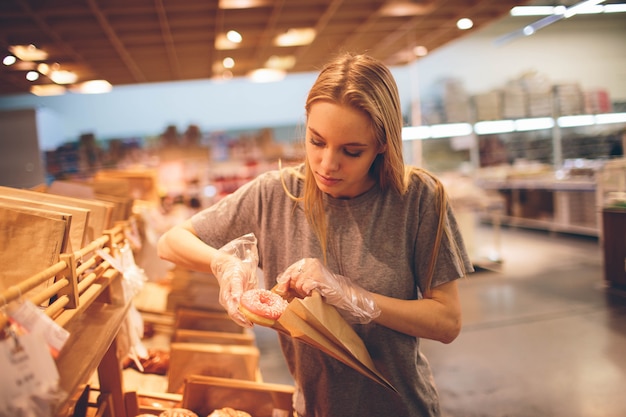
[182,375,295,417]
[502,82,527,119]
[441,78,472,123]
[167,308,261,393]
[584,88,613,114]
[554,83,584,116]
[521,71,554,118]
[166,267,223,312]
[527,92,554,117]
[473,90,502,121]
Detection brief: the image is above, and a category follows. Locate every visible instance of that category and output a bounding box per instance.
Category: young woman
[158,52,473,417]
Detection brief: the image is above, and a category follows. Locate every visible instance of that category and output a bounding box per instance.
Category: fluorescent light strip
[511,1,626,17]
[510,6,557,16]
[557,115,595,127]
[401,113,626,142]
[474,120,516,135]
[563,0,605,18]
[595,112,626,124]
[402,126,431,140]
[430,123,473,138]
[515,117,555,131]
[605,4,626,12]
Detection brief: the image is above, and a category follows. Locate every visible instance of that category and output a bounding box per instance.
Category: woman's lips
[316,172,341,187]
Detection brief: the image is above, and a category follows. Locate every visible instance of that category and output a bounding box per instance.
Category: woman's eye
[309,138,324,147]
[344,149,363,157]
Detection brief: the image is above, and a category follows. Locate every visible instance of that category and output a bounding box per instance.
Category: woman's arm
[156,219,223,274]
[371,280,462,344]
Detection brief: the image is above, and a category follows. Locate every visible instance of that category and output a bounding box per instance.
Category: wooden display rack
[1,222,132,417]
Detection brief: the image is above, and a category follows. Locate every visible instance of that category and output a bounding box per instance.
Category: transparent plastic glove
[210,233,259,327]
[275,258,380,324]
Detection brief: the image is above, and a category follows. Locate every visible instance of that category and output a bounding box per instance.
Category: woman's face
[306,101,382,199]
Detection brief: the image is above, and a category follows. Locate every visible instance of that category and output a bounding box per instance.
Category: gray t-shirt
[191,164,472,417]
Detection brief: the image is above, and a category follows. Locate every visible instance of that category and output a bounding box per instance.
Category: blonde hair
[282,53,466,287]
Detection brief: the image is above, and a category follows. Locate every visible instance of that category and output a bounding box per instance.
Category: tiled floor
[253,225,626,417]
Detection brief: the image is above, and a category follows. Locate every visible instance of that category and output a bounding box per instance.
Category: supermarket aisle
[254,225,626,417]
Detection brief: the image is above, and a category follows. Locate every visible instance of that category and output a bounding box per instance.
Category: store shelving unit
[402,111,626,237]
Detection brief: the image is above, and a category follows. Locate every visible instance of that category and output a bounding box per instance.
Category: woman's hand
[275,258,380,324]
[209,234,259,327]
[210,253,256,327]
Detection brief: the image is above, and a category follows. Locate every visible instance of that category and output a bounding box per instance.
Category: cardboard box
[182,375,294,417]
[168,343,260,393]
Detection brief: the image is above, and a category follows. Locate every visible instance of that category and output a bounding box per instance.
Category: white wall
[415,12,626,99]
[0,11,624,150]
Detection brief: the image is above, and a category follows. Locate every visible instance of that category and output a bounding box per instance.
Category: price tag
[8,300,70,357]
[0,330,61,416]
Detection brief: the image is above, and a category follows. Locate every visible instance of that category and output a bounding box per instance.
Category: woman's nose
[320,148,339,171]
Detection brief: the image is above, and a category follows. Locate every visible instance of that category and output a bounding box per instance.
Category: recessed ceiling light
[274,28,316,47]
[71,80,112,94]
[413,46,428,57]
[247,68,286,83]
[379,1,436,16]
[26,71,39,81]
[9,44,48,61]
[30,84,66,96]
[457,18,474,30]
[265,55,296,70]
[222,57,235,69]
[3,55,16,66]
[219,0,269,9]
[215,33,240,50]
[49,69,78,84]
[226,30,242,44]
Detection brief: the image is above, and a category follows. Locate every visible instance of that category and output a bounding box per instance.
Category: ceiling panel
[0,0,546,95]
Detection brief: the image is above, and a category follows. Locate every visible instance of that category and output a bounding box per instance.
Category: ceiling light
[49,69,78,84]
[222,57,235,69]
[604,4,626,12]
[26,71,39,81]
[37,63,50,75]
[563,0,605,18]
[510,6,557,16]
[3,55,16,66]
[226,30,242,44]
[457,18,474,30]
[247,68,286,83]
[9,44,48,61]
[30,84,66,96]
[413,46,428,57]
[70,80,112,94]
[274,28,316,47]
[215,33,240,50]
[219,0,269,9]
[265,55,296,70]
[379,1,436,16]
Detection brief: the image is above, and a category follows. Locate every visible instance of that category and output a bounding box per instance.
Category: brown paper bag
[272,291,397,392]
[0,206,67,298]
[0,201,71,254]
[0,194,88,252]
[46,180,115,237]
